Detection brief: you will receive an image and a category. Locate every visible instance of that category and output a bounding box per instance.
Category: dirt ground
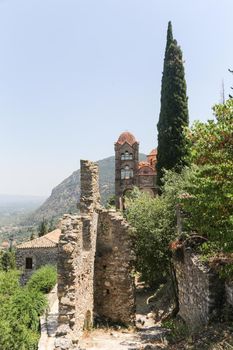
[78,286,168,350]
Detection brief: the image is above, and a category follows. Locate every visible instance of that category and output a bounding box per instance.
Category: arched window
[125,165,130,178]
[121,151,133,160]
[121,165,134,179]
[125,151,130,160]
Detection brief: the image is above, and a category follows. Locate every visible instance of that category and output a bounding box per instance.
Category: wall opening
[25,257,33,269]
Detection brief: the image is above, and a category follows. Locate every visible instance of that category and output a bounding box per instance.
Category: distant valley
[0,194,45,225]
[0,195,46,244]
[0,154,146,243]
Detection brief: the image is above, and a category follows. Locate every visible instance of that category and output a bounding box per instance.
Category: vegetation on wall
[157,21,189,187]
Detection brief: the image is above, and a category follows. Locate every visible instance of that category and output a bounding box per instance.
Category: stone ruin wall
[94,209,135,324]
[174,247,233,330]
[55,160,135,349]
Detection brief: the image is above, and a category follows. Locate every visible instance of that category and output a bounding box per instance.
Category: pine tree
[157,21,189,187]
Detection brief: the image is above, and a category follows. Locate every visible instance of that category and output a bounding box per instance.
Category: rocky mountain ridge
[24,154,146,225]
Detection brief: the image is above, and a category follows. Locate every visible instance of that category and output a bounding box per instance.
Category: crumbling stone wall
[55,161,99,350]
[55,160,135,349]
[94,209,135,324]
[174,248,225,330]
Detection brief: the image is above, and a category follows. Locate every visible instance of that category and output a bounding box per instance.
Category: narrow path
[79,287,167,350]
[46,298,59,349]
[39,285,167,350]
[38,288,58,350]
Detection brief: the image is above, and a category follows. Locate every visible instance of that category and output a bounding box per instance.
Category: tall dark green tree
[157,21,189,187]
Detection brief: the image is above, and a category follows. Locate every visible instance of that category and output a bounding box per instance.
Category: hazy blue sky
[1,0,232,196]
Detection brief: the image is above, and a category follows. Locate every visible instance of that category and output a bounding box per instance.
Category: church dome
[116,131,138,145]
[149,148,157,156]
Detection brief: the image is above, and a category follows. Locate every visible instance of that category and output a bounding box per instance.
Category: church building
[115,131,157,209]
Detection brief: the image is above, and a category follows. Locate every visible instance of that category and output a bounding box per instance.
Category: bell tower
[115,132,139,209]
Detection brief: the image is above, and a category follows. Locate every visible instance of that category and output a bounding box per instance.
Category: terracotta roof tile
[138,161,153,170]
[17,229,61,249]
[116,131,138,145]
[148,148,157,156]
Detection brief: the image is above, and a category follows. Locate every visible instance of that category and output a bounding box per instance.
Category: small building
[16,229,61,284]
[115,131,158,209]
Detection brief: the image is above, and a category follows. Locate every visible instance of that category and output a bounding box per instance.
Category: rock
[54,337,73,349]
[144,345,163,350]
[56,325,70,336]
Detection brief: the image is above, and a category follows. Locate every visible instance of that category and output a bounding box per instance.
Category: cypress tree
[157,21,189,187]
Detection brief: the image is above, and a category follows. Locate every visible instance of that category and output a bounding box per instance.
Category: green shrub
[0,270,20,299]
[0,319,39,350]
[27,264,57,293]
[125,188,177,286]
[1,250,16,271]
[10,288,47,331]
[0,270,46,350]
[163,318,189,343]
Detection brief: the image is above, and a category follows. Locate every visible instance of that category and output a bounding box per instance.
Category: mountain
[24,154,147,225]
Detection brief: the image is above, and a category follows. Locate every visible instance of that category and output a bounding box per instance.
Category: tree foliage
[38,218,48,237]
[180,99,233,251]
[0,266,53,349]
[157,21,189,187]
[27,264,57,293]
[125,187,178,286]
[1,249,16,272]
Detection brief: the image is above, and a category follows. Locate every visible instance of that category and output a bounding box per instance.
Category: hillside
[24,154,146,225]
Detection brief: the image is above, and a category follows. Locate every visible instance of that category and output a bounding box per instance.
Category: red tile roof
[17,229,61,249]
[138,161,152,169]
[116,131,138,145]
[148,148,157,156]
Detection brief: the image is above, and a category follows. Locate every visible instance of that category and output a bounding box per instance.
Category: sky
[0,0,232,196]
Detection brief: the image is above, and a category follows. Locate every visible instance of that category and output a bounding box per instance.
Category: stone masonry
[16,229,61,284]
[173,247,231,330]
[16,246,58,284]
[55,160,135,349]
[94,209,135,324]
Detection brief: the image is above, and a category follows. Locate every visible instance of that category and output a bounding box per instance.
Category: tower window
[125,151,129,160]
[121,165,134,179]
[121,151,133,160]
